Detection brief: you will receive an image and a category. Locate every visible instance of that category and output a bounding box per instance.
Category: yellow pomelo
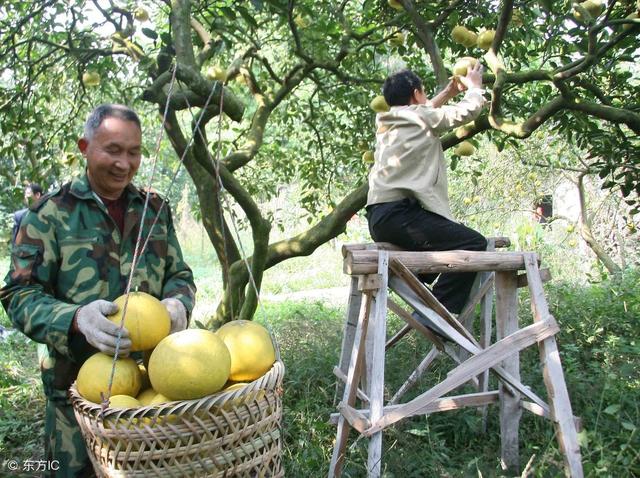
[452,57,479,77]
[148,329,231,400]
[362,150,375,163]
[133,7,149,22]
[451,25,469,44]
[216,320,276,382]
[109,291,170,352]
[388,0,403,10]
[461,30,478,48]
[370,95,390,113]
[573,0,604,23]
[477,30,495,50]
[82,71,101,87]
[109,395,141,409]
[224,382,249,392]
[77,353,142,404]
[205,65,227,82]
[454,141,476,156]
[149,392,172,405]
[137,388,157,405]
[389,32,405,47]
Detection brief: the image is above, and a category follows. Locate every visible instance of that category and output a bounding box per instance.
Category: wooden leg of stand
[329,292,372,478]
[335,277,363,405]
[366,252,389,478]
[524,254,583,478]
[495,271,522,474]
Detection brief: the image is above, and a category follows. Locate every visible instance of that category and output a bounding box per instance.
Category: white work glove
[162,298,187,334]
[75,300,131,356]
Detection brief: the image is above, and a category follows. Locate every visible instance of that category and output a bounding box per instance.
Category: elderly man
[1,104,196,477]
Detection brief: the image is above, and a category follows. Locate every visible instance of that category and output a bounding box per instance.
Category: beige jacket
[367,88,485,221]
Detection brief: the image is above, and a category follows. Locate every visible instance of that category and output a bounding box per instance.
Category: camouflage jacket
[0,173,196,401]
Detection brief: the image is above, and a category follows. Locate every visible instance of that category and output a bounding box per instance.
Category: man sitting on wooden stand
[365,64,487,324]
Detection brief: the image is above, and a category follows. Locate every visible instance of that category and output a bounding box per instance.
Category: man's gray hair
[83,104,141,140]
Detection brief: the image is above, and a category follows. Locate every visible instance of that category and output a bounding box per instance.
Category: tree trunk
[577,173,622,275]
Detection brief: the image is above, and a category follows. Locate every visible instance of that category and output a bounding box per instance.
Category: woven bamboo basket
[69,359,285,477]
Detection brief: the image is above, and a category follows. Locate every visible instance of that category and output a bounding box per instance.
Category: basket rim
[70,359,284,419]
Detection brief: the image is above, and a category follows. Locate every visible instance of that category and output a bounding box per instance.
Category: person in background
[0,104,196,477]
[11,183,43,246]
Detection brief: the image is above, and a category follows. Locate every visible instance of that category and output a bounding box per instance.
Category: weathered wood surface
[363,318,560,436]
[389,273,553,410]
[341,236,511,257]
[496,271,522,474]
[479,239,496,431]
[335,276,363,405]
[330,391,500,424]
[366,252,389,478]
[524,254,583,478]
[345,250,535,275]
[329,291,372,478]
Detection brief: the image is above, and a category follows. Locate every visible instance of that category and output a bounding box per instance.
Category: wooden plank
[330,391,500,424]
[335,276,362,404]
[367,252,389,477]
[358,274,382,292]
[479,239,496,432]
[345,250,534,275]
[388,347,440,405]
[363,318,559,436]
[516,267,552,288]
[336,403,370,434]
[341,237,510,257]
[524,253,583,478]
[333,366,369,403]
[390,274,552,409]
[341,242,402,257]
[329,291,372,478]
[495,271,522,474]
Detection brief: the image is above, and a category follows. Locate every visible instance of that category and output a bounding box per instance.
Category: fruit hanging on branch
[477,29,495,50]
[388,0,403,11]
[370,95,390,113]
[133,7,149,22]
[82,70,101,87]
[572,0,604,23]
[454,141,476,156]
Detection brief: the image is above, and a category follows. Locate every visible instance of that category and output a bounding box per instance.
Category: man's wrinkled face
[79,117,142,200]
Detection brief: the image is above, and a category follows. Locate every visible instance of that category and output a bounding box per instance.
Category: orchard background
[1,0,639,476]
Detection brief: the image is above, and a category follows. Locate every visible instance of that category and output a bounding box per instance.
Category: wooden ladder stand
[329,240,583,478]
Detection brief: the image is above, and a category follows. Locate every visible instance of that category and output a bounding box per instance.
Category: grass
[1,242,639,476]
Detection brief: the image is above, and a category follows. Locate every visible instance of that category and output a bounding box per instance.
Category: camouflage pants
[44,399,95,478]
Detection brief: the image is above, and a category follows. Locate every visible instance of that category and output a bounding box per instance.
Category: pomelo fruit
[452,57,479,77]
[454,141,476,156]
[137,388,157,405]
[109,291,170,352]
[77,353,142,404]
[108,395,141,409]
[148,329,231,400]
[370,95,390,113]
[216,320,276,382]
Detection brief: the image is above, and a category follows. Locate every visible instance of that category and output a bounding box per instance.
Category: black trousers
[366,197,487,314]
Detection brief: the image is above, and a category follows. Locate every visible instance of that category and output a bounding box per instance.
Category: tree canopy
[1,0,638,324]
